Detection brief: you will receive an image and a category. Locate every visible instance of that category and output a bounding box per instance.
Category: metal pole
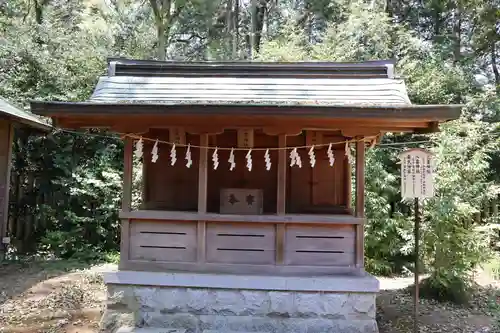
[414,197,420,333]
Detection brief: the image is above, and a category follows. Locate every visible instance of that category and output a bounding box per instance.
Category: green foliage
[419,274,472,304]
[259,1,500,300]
[418,120,498,300]
[364,148,414,276]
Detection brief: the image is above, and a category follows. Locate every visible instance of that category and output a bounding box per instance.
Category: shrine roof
[77,58,412,107]
[85,76,411,106]
[0,97,51,131]
[29,58,462,131]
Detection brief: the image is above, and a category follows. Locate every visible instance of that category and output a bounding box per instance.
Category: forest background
[0,0,499,303]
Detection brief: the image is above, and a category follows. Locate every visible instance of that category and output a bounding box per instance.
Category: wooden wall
[143,129,199,211]
[143,129,349,214]
[207,130,278,213]
[127,219,356,270]
[0,120,13,252]
[286,134,349,214]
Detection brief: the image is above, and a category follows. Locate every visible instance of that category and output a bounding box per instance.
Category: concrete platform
[101,271,379,333]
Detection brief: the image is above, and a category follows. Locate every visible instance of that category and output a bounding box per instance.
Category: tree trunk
[24,173,35,248]
[250,0,256,59]
[491,43,499,95]
[34,0,50,24]
[157,23,166,60]
[232,0,239,58]
[150,0,172,60]
[254,0,267,54]
[452,7,462,64]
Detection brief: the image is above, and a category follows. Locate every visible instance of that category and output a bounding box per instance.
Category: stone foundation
[100,271,379,333]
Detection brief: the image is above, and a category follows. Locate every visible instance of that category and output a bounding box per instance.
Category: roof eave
[30,101,462,122]
[11,116,52,132]
[0,99,52,132]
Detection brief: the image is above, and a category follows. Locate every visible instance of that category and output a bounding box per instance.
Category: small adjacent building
[0,97,51,258]
[31,58,461,333]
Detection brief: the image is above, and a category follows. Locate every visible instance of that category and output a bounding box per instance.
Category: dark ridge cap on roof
[106,58,396,79]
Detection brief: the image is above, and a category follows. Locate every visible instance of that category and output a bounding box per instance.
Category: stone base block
[117,328,186,333]
[100,271,379,333]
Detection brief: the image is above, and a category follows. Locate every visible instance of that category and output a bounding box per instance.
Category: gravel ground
[0,261,498,333]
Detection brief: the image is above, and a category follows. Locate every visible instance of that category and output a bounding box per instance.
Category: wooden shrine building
[0,97,50,258]
[31,59,462,333]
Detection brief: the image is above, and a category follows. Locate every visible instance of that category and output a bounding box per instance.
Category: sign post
[399,148,435,333]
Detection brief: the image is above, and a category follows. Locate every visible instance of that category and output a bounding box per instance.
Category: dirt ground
[0,261,498,333]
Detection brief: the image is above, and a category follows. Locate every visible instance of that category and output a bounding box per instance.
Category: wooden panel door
[129,220,198,262]
[312,149,346,207]
[206,223,275,264]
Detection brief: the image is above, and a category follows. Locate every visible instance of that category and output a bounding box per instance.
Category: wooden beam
[341,128,382,138]
[355,138,366,268]
[57,115,435,133]
[186,126,225,135]
[276,135,287,265]
[33,102,462,122]
[119,210,365,224]
[197,134,209,262]
[414,121,440,134]
[263,126,302,136]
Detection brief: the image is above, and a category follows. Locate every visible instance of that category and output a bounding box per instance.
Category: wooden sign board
[305,131,323,146]
[399,148,435,199]
[220,188,263,215]
[237,129,254,148]
[169,127,186,145]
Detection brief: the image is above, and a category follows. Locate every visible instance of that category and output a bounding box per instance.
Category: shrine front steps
[117,329,186,333]
[101,271,380,333]
[116,325,271,333]
[109,313,378,333]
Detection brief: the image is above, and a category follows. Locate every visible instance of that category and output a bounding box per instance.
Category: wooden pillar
[277,135,287,214]
[355,138,366,268]
[197,134,209,262]
[276,134,287,264]
[119,136,133,267]
[141,142,148,209]
[122,137,134,212]
[0,122,13,258]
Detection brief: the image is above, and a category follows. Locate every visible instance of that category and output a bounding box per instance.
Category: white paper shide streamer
[134,137,143,159]
[212,147,219,170]
[327,143,335,166]
[151,139,159,163]
[345,141,353,164]
[289,147,302,168]
[264,149,271,171]
[308,145,316,168]
[246,149,253,171]
[228,148,236,171]
[170,144,177,166]
[185,144,193,168]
